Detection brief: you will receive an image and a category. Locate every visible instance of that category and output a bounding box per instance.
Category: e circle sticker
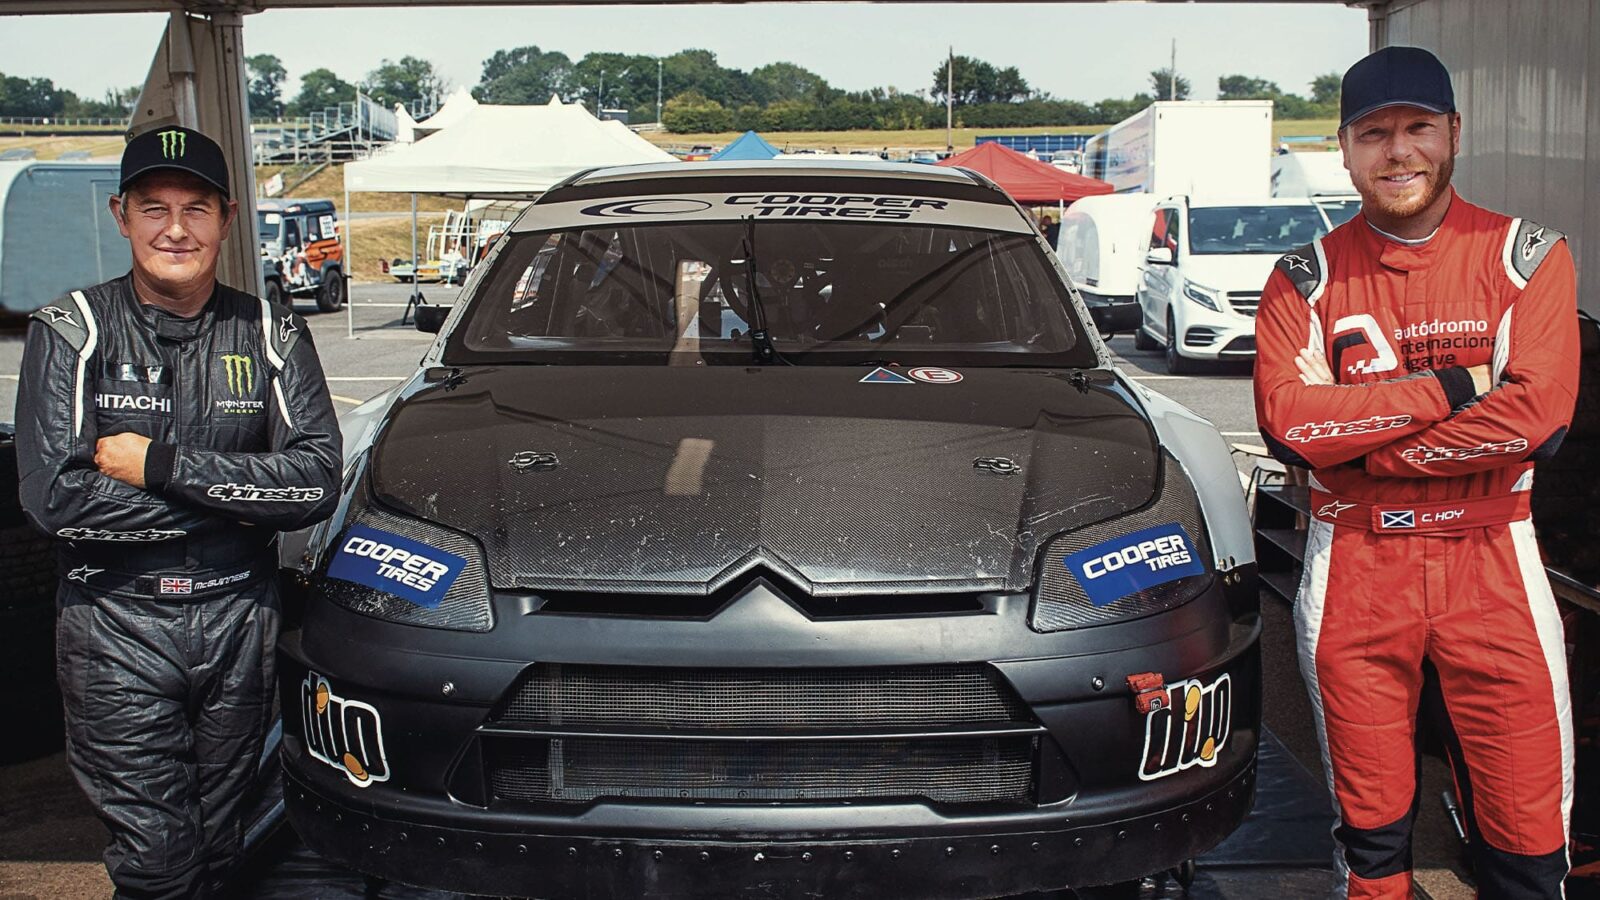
[908,367,963,384]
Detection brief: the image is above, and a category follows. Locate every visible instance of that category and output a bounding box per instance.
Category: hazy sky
[1,3,1368,105]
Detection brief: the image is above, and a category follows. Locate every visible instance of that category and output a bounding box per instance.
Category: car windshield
[1186,205,1326,255]
[257,212,283,242]
[1315,198,1362,228]
[447,220,1095,367]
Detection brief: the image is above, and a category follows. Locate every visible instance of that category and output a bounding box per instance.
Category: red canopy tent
[935,142,1114,205]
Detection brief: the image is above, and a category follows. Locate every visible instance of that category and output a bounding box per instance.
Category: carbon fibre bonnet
[369,366,1158,595]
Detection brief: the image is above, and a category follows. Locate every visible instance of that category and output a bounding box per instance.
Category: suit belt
[1309,489,1530,534]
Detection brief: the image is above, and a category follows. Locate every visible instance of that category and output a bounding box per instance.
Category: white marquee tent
[410,85,479,139]
[393,103,419,144]
[344,97,677,198]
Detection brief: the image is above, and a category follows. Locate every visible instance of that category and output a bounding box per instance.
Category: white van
[1055,193,1159,336]
[1271,152,1361,228]
[1134,196,1327,373]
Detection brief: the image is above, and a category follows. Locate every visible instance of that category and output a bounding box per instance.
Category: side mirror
[1145,247,1174,266]
[414,305,452,334]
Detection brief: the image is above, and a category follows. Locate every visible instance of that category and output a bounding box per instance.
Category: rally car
[276,161,1262,899]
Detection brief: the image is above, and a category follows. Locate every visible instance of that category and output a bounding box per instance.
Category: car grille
[483,663,1038,807]
[1227,291,1261,317]
[491,663,1028,728]
[1220,335,1258,355]
[487,735,1035,805]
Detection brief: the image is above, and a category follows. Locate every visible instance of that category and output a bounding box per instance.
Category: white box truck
[1083,101,1275,199]
[1270,151,1362,228]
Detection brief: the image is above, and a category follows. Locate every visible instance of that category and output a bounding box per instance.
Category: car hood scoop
[370,366,1159,594]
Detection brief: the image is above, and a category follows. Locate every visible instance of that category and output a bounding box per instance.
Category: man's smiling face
[112,170,237,299]
[1340,106,1460,223]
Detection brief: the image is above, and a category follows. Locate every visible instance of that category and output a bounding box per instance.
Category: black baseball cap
[1339,46,1455,131]
[120,125,231,198]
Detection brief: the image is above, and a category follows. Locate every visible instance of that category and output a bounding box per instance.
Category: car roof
[257,198,336,213]
[565,159,987,189]
[1162,195,1325,209]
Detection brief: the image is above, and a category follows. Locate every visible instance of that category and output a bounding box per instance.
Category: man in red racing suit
[1254,47,1579,900]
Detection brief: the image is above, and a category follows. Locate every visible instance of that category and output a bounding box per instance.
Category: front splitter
[284,760,1255,899]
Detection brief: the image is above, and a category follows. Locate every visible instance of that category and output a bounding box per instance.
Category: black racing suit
[14,274,341,899]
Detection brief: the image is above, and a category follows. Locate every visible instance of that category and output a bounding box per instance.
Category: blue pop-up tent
[710,131,780,161]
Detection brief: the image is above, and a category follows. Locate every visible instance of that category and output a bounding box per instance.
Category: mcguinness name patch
[326,524,466,608]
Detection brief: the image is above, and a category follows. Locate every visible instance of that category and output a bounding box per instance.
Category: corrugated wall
[1368,0,1598,315]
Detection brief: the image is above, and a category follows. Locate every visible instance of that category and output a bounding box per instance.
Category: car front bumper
[1174,302,1256,361]
[279,571,1261,898]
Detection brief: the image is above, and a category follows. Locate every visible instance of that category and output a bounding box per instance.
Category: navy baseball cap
[120,125,231,198]
[1339,46,1455,131]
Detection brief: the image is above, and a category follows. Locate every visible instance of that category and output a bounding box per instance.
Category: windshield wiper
[742,216,784,365]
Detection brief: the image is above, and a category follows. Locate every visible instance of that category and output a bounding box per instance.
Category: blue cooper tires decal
[1062,522,1204,607]
[327,524,467,608]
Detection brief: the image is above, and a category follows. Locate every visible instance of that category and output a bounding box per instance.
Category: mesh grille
[1221,335,1258,355]
[319,506,494,632]
[487,735,1035,805]
[1227,291,1262,317]
[1031,455,1212,632]
[491,663,1028,728]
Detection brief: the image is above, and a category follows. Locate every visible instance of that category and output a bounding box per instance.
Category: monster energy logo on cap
[222,354,254,396]
[158,129,187,159]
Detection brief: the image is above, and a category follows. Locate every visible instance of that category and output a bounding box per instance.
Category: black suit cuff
[144,441,177,493]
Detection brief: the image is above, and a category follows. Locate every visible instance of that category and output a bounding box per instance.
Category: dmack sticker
[1063,523,1204,608]
[301,672,389,788]
[1139,673,1232,782]
[326,524,466,609]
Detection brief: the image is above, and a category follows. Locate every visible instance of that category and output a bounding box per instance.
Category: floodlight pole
[657,58,663,124]
[1169,39,1177,100]
[945,46,953,154]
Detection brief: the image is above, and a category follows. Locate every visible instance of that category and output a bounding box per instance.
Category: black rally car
[277,161,1262,898]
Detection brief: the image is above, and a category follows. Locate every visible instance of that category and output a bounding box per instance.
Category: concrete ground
[0,287,1476,898]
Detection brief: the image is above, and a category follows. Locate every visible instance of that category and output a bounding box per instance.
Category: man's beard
[1359,153,1455,220]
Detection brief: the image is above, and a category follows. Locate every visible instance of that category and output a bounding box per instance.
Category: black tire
[264,278,285,309]
[316,269,345,313]
[1133,322,1160,351]
[1164,312,1202,375]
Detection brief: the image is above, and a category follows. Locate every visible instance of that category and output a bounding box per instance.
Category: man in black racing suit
[14,126,341,898]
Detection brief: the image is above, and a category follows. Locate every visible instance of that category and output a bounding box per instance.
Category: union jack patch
[159,577,193,595]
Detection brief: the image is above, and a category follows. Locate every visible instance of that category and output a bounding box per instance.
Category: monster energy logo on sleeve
[159,129,187,159]
[222,354,254,396]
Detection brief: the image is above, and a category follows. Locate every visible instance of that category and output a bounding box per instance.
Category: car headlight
[1182,280,1222,311]
[317,504,494,632]
[1030,454,1215,632]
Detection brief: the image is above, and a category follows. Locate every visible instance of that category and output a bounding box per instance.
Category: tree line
[0,73,139,119]
[3,50,1343,133]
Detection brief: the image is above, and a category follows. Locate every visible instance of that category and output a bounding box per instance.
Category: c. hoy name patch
[1063,522,1204,607]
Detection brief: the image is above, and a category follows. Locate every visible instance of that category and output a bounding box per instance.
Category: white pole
[344,185,353,339]
[411,192,419,305]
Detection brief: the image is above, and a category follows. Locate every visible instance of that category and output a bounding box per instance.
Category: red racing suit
[1254,190,1579,900]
